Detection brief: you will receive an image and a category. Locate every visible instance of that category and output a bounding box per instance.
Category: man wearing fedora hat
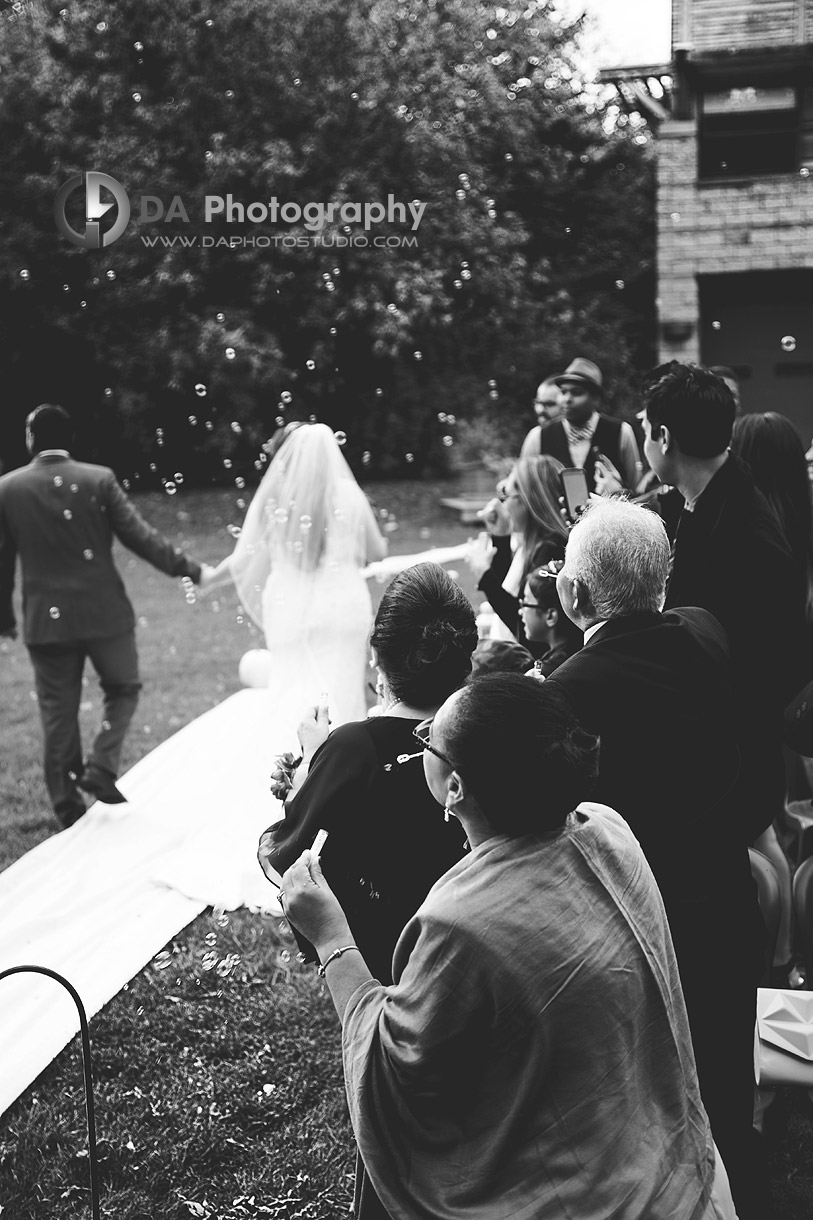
[534,357,640,494]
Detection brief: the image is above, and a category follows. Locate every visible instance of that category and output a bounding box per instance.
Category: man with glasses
[519,377,563,459]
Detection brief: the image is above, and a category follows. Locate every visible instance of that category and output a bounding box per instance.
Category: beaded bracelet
[317,945,360,977]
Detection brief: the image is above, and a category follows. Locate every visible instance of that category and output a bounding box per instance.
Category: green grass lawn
[1,481,811,1218]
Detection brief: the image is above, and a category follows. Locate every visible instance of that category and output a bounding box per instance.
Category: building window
[699,85,799,178]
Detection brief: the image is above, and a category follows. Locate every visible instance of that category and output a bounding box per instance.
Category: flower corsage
[269,751,303,801]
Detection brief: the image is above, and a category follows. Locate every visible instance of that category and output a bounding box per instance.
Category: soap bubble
[442,435,454,447]
[223,459,233,469]
[334,430,347,446]
[235,476,245,488]
[306,359,316,370]
[281,391,293,404]
[49,606,61,620]
[405,452,415,463]
[54,476,63,488]
[106,269,116,280]
[134,41,143,51]
[227,524,242,538]
[164,481,177,495]
[63,509,73,520]
[188,415,198,425]
[712,320,721,331]
[195,383,207,397]
[230,421,242,434]
[781,335,797,353]
[299,515,313,532]
[225,347,236,360]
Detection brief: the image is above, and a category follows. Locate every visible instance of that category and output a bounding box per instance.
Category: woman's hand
[280,850,352,951]
[465,531,496,580]
[296,694,331,761]
[476,497,512,536]
[195,559,230,597]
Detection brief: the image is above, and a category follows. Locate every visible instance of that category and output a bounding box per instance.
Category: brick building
[603,0,813,435]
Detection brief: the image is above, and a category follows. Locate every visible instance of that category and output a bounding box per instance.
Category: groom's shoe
[77,764,128,805]
[56,800,87,829]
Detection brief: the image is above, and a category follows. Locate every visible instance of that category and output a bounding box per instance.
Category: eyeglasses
[531,562,563,580]
[518,601,543,611]
[497,488,522,502]
[413,717,455,768]
[534,399,559,409]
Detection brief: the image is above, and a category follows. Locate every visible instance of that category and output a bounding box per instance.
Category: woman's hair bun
[417,619,461,665]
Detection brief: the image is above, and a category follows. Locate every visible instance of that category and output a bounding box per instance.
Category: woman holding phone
[466,455,569,653]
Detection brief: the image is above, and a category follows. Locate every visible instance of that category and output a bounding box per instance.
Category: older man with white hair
[545,496,767,1220]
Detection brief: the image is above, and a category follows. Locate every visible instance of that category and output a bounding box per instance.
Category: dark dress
[260,715,467,985]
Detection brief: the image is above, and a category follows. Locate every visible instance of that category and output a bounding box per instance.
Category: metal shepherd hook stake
[0,965,101,1220]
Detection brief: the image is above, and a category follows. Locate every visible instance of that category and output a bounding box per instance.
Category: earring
[444,806,452,823]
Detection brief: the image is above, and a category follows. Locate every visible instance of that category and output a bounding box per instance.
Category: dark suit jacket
[0,453,201,644]
[664,454,807,836]
[545,608,764,979]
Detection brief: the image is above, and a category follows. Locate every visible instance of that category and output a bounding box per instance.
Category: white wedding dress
[259,482,375,728]
[153,426,383,909]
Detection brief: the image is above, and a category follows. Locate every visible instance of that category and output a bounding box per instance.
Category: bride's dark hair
[371,562,477,708]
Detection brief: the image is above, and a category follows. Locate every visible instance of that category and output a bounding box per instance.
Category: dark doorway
[699,270,813,441]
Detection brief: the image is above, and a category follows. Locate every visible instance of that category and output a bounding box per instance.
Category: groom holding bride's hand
[0,404,211,828]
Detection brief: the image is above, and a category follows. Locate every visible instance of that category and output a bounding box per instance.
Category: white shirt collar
[583,620,607,644]
[36,449,70,458]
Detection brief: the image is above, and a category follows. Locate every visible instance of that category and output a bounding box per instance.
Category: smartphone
[561,468,590,522]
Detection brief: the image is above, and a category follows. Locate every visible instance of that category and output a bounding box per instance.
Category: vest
[537,415,626,492]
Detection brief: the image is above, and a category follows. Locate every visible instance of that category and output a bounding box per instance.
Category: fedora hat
[552,357,604,394]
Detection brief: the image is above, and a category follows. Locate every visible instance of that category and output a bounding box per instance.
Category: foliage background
[0,0,655,484]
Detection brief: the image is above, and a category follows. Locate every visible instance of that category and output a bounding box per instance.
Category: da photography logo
[54,172,131,249]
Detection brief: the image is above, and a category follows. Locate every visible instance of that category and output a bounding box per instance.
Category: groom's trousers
[27,631,141,824]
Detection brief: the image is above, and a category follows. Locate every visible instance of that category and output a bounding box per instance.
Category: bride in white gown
[152,423,386,910]
[202,421,387,726]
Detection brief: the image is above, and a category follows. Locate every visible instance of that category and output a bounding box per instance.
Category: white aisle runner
[0,689,285,1118]
[0,545,472,1118]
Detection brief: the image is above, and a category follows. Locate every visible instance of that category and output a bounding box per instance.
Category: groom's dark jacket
[0,453,201,644]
